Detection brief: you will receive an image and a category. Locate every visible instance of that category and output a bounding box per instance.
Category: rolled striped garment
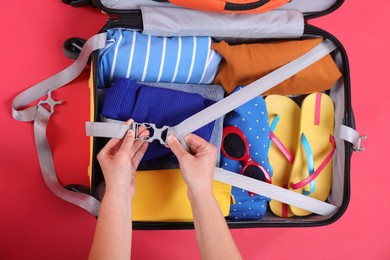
[98,29,222,88]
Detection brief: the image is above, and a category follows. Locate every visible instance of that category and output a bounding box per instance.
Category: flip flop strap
[269,115,294,217]
[314,93,322,125]
[268,115,294,164]
[269,132,294,164]
[301,133,316,195]
[269,114,280,132]
[282,184,289,218]
[290,134,336,190]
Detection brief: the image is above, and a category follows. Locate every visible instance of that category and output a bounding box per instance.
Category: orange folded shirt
[212,38,342,95]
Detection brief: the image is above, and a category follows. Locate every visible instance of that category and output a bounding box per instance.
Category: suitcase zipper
[105,11,143,30]
[225,0,270,11]
[304,24,352,129]
[304,0,344,19]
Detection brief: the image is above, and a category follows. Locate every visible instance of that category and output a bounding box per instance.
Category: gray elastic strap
[338,124,366,152]
[87,40,337,141]
[12,33,108,216]
[12,33,107,122]
[214,168,338,216]
[86,121,131,138]
[168,40,337,139]
[86,40,338,216]
[86,122,338,215]
[198,40,338,216]
[35,106,100,216]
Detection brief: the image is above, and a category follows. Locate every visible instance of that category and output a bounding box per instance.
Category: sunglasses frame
[222,126,272,185]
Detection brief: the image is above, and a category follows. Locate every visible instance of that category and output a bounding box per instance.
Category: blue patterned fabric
[101,79,216,161]
[221,87,272,220]
[98,29,222,88]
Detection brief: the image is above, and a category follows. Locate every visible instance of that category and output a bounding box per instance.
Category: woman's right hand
[167,134,217,197]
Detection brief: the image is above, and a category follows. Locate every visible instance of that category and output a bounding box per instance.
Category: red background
[1,1,388,259]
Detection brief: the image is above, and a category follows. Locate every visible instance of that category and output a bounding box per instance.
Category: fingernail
[125,118,134,125]
[167,135,175,144]
[127,129,134,136]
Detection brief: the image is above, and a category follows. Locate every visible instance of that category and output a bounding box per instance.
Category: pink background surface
[1,1,388,259]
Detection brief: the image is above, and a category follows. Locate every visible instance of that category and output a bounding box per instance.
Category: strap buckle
[353,135,367,152]
[338,124,367,153]
[132,122,169,145]
[37,91,63,115]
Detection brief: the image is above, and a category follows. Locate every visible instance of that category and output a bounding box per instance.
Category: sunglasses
[222,126,272,196]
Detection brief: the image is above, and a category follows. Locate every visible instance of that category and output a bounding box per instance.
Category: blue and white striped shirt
[98,29,222,88]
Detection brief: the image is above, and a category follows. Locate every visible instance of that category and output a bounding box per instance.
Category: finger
[100,138,122,156]
[185,134,212,154]
[118,129,135,153]
[131,142,149,170]
[98,119,134,159]
[136,125,149,139]
[130,128,150,156]
[167,135,190,161]
[125,118,134,125]
[115,118,135,153]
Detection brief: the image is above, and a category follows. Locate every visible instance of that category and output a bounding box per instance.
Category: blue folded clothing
[101,78,216,161]
[221,87,272,221]
[98,29,222,88]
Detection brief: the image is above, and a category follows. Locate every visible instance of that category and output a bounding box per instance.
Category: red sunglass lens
[223,133,246,159]
[243,165,267,182]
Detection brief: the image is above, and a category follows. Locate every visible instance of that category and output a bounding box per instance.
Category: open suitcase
[12,0,366,229]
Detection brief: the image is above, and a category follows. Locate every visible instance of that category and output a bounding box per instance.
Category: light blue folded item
[98,29,222,88]
[221,87,272,221]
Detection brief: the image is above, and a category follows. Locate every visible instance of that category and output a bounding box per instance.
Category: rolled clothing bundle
[98,28,222,88]
[212,37,342,95]
[101,78,217,162]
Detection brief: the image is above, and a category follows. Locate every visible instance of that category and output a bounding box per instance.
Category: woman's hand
[167,134,217,197]
[97,120,149,198]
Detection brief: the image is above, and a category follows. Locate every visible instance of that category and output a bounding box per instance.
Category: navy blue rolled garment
[101,78,216,161]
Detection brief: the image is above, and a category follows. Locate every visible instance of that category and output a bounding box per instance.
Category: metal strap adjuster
[131,122,169,145]
[338,124,367,153]
[353,135,367,152]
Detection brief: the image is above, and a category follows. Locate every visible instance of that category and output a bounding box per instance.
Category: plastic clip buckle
[132,122,169,145]
[353,135,367,152]
[37,91,63,115]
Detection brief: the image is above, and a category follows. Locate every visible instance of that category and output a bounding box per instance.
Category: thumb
[119,129,135,153]
[167,135,189,161]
